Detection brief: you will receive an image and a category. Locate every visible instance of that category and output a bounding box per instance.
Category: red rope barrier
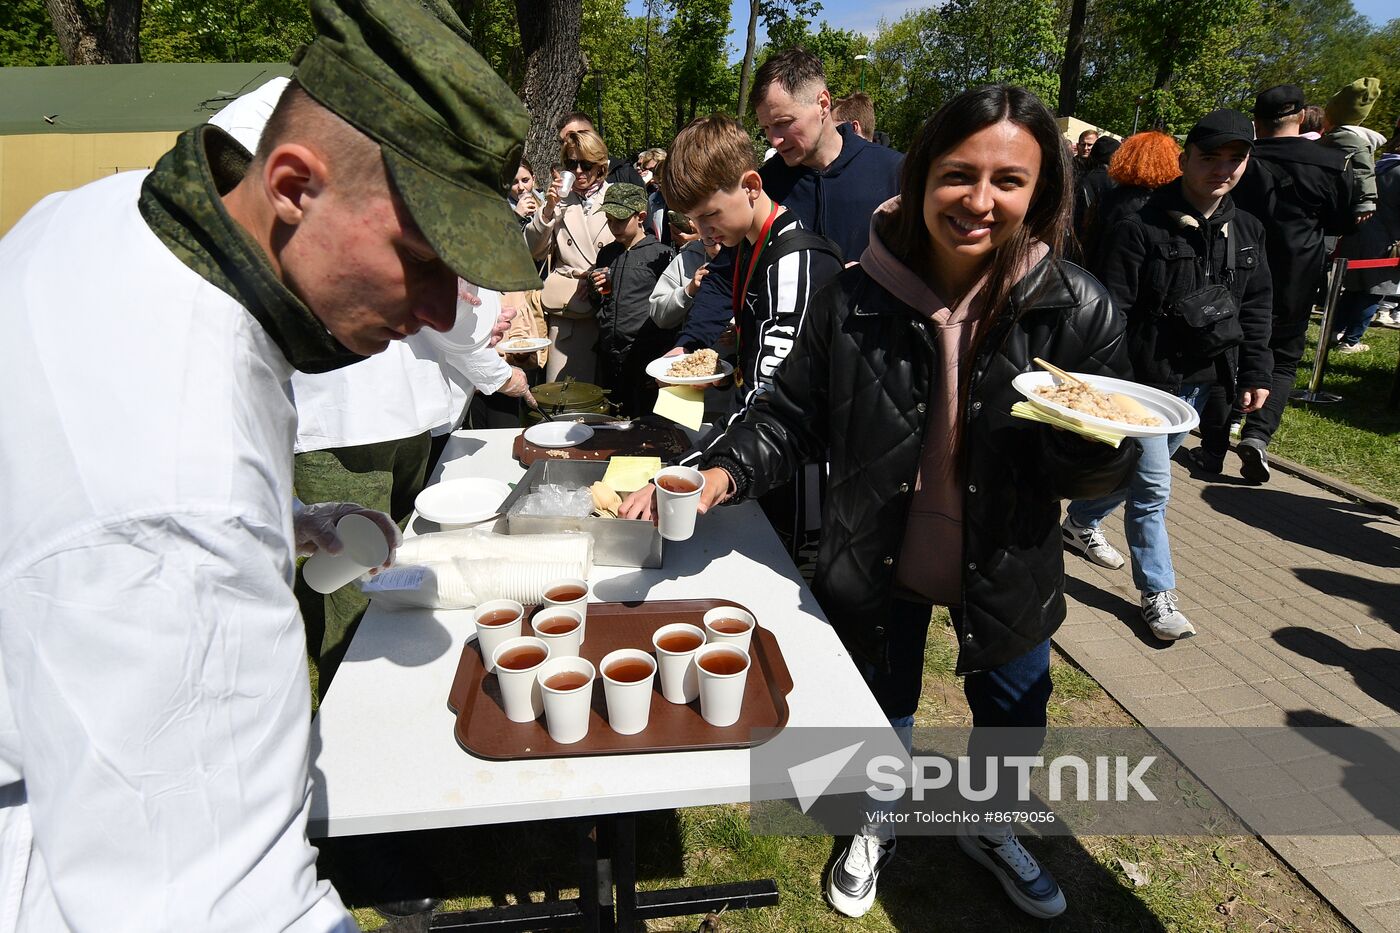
[1345,258,1400,270]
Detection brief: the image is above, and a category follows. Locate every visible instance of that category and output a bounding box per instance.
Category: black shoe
[1237,438,1271,484]
[1185,448,1224,476]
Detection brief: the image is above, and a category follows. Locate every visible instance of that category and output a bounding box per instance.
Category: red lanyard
[732,203,781,318]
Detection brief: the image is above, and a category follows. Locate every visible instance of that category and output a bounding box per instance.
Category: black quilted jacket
[701,255,1140,674]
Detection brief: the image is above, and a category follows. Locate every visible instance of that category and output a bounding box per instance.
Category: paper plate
[523,421,595,448]
[645,355,734,385]
[500,336,552,353]
[414,478,513,527]
[1011,371,1199,437]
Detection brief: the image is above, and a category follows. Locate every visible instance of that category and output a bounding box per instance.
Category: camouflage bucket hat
[599,182,649,219]
[297,0,539,291]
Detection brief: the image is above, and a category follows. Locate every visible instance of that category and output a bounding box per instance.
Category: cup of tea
[651,622,706,704]
[543,578,590,643]
[600,648,657,735]
[653,466,706,542]
[474,598,525,673]
[531,606,583,658]
[538,656,596,744]
[558,169,576,199]
[702,606,756,654]
[491,635,551,723]
[694,643,751,727]
[301,513,391,595]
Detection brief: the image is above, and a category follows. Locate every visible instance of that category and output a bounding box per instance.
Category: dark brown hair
[751,48,826,110]
[1301,104,1324,134]
[879,84,1070,321]
[657,115,757,213]
[555,111,594,134]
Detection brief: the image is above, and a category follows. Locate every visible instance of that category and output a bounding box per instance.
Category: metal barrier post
[1292,257,1347,404]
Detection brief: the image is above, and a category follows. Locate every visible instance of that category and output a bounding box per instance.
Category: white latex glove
[292,499,401,566]
[497,366,536,407]
[489,305,517,348]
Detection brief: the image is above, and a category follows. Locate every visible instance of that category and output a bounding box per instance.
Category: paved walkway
[1053,440,1400,933]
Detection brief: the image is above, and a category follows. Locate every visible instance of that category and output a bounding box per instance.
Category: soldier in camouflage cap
[295,0,539,294]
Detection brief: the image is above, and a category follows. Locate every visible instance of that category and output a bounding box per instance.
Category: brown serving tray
[512,421,690,467]
[447,599,793,760]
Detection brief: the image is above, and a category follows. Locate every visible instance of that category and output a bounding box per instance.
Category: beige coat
[524,182,614,317]
[499,289,549,370]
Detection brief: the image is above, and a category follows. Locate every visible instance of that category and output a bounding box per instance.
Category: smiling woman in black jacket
[685,85,1138,921]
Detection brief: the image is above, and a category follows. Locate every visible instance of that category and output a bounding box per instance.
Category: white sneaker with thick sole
[826,825,896,918]
[957,824,1067,919]
[1061,516,1125,570]
[1142,590,1196,641]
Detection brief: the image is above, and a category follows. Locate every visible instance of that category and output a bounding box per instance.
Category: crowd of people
[0,0,1396,925]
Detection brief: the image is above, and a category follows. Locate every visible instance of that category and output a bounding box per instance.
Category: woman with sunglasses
[525,129,615,381]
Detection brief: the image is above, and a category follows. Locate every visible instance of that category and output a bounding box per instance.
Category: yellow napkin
[602,456,663,493]
[1011,401,1126,448]
[654,385,706,431]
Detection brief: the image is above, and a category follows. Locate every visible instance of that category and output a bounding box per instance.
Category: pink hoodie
[859,197,1047,606]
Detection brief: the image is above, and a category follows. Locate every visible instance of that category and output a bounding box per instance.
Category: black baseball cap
[1253,85,1306,120]
[1185,109,1254,152]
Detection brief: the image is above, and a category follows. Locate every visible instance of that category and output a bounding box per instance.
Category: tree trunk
[735,0,760,121]
[1056,0,1087,117]
[515,0,585,177]
[45,0,142,64]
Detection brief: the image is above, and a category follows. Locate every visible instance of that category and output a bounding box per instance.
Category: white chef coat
[0,172,354,931]
[291,286,511,451]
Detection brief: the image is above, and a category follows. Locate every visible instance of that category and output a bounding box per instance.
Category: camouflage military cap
[599,183,649,218]
[297,0,538,291]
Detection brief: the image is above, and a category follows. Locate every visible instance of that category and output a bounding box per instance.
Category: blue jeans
[1335,292,1381,346]
[864,601,1053,735]
[1066,383,1210,594]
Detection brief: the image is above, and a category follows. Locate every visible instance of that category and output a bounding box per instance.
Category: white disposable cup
[654,466,705,542]
[531,606,584,658]
[558,169,576,199]
[473,599,524,673]
[302,513,390,595]
[695,643,751,728]
[600,648,656,735]
[538,656,596,745]
[702,606,756,654]
[491,636,551,723]
[651,623,706,704]
[543,578,590,644]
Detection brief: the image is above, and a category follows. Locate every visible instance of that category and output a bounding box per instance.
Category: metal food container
[493,460,662,568]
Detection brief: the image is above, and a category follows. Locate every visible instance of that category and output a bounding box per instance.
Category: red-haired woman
[1083,131,1182,267]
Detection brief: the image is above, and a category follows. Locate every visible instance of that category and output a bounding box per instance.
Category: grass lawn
[325,616,1349,932]
[1264,322,1400,503]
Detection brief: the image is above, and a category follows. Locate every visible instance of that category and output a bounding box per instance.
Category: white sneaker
[1061,516,1125,570]
[1336,341,1370,354]
[1142,591,1196,641]
[826,824,896,918]
[957,824,1066,919]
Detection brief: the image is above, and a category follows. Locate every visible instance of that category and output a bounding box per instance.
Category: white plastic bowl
[414,478,513,529]
[1012,371,1199,437]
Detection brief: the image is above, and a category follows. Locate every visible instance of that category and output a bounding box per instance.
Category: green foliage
[0,0,64,66]
[141,0,313,63]
[869,0,1063,149]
